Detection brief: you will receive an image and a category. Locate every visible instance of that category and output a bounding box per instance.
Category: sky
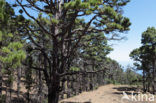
[108,0,156,68]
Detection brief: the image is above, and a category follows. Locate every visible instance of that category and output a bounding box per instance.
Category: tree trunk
[143,69,146,92]
[47,73,60,103]
[9,86,12,102]
[27,90,30,103]
[48,84,59,103]
[147,75,150,92]
[5,87,8,103]
[154,60,156,94]
[152,60,156,94]
[17,67,21,98]
[38,70,42,103]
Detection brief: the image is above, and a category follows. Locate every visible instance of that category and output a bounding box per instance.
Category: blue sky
[108,0,156,68]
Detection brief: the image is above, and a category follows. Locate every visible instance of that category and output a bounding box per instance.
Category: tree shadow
[113,91,138,95]
[113,86,139,95]
[113,86,137,91]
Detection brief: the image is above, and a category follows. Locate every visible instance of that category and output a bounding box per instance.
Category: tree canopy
[130,27,156,94]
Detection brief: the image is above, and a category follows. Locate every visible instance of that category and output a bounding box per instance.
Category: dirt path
[60,84,156,103]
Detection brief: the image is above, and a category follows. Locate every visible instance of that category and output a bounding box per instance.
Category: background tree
[130,27,156,94]
[0,0,26,101]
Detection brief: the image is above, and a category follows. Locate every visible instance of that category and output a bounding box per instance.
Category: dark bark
[147,72,151,93]
[27,90,30,103]
[48,83,60,103]
[154,60,156,94]
[38,70,42,103]
[152,59,156,94]
[143,69,146,92]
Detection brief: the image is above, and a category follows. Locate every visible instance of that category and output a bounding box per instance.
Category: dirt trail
[60,84,156,103]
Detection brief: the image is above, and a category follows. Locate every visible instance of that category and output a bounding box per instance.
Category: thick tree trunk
[48,84,59,103]
[47,74,60,103]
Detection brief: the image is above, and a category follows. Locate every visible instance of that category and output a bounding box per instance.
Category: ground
[60,84,156,103]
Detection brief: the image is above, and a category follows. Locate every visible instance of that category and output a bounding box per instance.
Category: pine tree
[0,0,26,101]
[130,27,156,94]
[15,0,131,103]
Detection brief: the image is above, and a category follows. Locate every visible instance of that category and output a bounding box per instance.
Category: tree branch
[60,68,108,77]
[16,0,52,36]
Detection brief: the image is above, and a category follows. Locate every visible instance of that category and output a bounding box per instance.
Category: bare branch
[26,0,51,13]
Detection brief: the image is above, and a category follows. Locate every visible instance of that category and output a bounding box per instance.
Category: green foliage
[130,27,156,71]
[43,98,48,103]
[0,0,26,69]
[70,67,80,71]
[125,67,141,85]
[0,0,5,21]
[64,0,91,9]
[51,18,59,24]
[142,27,156,45]
[63,0,131,34]
[104,78,115,84]
[0,31,2,41]
[81,33,113,62]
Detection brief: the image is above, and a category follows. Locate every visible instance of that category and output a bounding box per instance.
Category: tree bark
[48,83,60,103]
[143,69,146,92]
[152,59,156,94]
[38,70,42,103]
[27,90,30,103]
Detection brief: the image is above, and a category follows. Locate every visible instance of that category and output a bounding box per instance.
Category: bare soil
[60,84,156,103]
